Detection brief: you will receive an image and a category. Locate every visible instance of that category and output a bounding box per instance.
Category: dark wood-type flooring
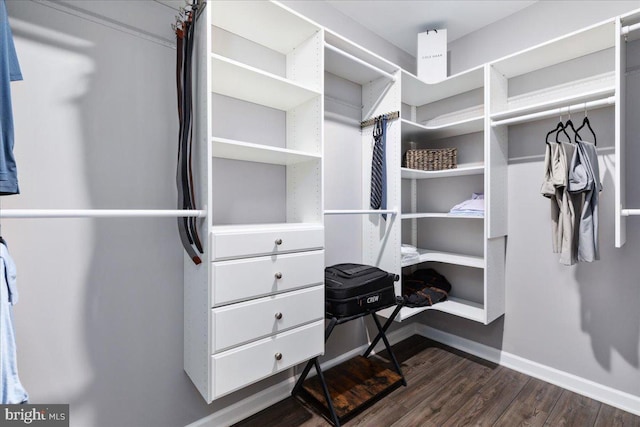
[233,335,640,427]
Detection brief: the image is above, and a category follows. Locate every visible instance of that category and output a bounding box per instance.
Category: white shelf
[401,66,485,106]
[324,30,398,84]
[491,72,615,120]
[401,115,484,140]
[401,248,485,268]
[401,165,485,179]
[401,213,484,220]
[378,297,485,323]
[491,19,616,78]
[210,54,321,111]
[211,1,320,55]
[211,222,323,235]
[211,137,320,165]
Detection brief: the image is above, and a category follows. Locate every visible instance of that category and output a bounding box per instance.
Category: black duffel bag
[325,263,399,318]
[402,268,451,307]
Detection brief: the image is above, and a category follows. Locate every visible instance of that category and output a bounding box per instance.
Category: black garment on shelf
[402,268,451,307]
[325,263,398,318]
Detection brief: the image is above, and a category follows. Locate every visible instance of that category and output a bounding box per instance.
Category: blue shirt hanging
[0,0,22,195]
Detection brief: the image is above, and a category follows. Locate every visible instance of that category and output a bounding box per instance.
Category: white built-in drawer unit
[211,285,324,352]
[210,224,324,260]
[211,250,324,306]
[185,0,325,403]
[210,320,324,399]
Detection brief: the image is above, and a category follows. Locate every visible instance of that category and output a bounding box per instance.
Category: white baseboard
[186,322,417,427]
[414,323,640,417]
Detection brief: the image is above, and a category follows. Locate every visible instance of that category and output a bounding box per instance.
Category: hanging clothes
[569,139,601,262]
[0,242,28,404]
[540,135,580,265]
[0,0,22,195]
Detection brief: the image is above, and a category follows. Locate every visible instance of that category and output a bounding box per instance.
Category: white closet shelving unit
[386,64,507,325]
[184,0,325,403]
[489,18,619,247]
[324,29,506,325]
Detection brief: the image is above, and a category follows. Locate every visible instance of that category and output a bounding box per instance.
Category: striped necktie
[370,117,387,219]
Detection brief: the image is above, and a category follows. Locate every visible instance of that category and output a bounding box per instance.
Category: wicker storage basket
[403,148,457,171]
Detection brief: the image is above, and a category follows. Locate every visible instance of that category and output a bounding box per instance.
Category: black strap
[175,7,203,265]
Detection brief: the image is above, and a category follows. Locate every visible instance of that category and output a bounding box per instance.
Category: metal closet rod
[491,96,615,127]
[361,111,400,128]
[621,22,640,36]
[324,43,397,82]
[0,209,206,219]
[621,209,640,217]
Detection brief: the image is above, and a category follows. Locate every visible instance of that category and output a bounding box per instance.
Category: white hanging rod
[324,43,397,82]
[621,22,640,36]
[0,209,206,219]
[621,209,640,217]
[491,96,615,127]
[324,209,398,215]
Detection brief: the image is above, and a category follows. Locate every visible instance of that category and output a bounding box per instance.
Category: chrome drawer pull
[274,272,283,279]
[275,312,283,320]
[275,352,282,361]
[275,238,283,245]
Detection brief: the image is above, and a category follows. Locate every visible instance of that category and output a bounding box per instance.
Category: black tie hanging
[175,0,205,265]
[370,116,388,220]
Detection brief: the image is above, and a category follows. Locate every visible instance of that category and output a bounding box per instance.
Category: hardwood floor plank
[493,377,564,427]
[232,396,314,427]
[440,366,530,427]
[391,355,473,410]
[544,390,601,427]
[343,398,411,427]
[391,355,498,427]
[233,336,640,427]
[594,403,640,427]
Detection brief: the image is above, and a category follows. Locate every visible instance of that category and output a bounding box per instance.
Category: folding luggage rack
[291,300,405,426]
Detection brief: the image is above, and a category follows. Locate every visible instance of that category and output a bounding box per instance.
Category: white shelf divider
[325,43,396,84]
[211,137,320,165]
[401,116,484,140]
[211,0,319,55]
[402,248,485,268]
[401,66,485,106]
[378,297,485,323]
[210,54,321,111]
[490,19,616,78]
[401,213,484,220]
[490,72,615,121]
[401,165,485,180]
[324,29,398,85]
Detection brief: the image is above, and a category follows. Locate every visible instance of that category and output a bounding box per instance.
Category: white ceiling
[326,0,537,55]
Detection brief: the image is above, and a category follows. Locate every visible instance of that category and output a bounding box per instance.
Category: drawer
[212,286,324,352]
[211,320,324,399]
[211,250,324,306]
[211,224,324,260]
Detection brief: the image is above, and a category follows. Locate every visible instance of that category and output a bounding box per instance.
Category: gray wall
[420,0,640,399]
[5,1,219,426]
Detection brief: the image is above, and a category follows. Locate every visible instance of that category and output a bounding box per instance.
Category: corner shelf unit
[185,0,325,403]
[391,64,507,325]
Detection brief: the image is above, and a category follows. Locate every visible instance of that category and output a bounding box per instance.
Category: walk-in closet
[2,1,640,426]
